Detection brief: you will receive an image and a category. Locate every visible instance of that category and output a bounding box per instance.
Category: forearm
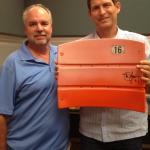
[0,115,8,150]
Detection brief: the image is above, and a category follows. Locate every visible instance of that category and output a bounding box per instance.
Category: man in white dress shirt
[79,0,150,150]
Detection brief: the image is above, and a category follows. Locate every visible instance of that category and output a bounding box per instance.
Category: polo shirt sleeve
[0,59,16,116]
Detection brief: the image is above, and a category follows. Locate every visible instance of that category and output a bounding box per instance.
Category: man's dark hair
[87,0,119,10]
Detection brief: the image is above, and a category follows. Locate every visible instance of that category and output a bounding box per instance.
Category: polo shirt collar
[18,41,56,61]
[18,41,34,61]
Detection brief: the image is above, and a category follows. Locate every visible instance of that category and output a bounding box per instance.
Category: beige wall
[0,35,24,65]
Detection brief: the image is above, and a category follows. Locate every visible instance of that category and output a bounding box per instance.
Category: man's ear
[115,1,121,14]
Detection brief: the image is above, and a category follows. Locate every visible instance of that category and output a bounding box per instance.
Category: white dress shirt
[79,28,150,142]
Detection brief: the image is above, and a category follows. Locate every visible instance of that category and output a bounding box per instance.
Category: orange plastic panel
[58,39,145,64]
[57,39,146,112]
[58,66,144,87]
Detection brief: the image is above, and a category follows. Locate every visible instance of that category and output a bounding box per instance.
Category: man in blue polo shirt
[0,4,69,150]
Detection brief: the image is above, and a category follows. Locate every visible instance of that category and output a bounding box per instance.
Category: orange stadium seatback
[57,39,146,112]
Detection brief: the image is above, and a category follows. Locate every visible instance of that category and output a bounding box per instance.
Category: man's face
[89,0,120,30]
[24,7,52,47]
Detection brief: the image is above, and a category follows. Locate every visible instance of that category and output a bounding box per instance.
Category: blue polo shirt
[0,42,69,150]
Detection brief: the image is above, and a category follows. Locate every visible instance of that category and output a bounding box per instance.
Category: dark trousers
[80,134,143,150]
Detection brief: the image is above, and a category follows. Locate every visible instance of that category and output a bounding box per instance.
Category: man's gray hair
[23,4,52,24]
